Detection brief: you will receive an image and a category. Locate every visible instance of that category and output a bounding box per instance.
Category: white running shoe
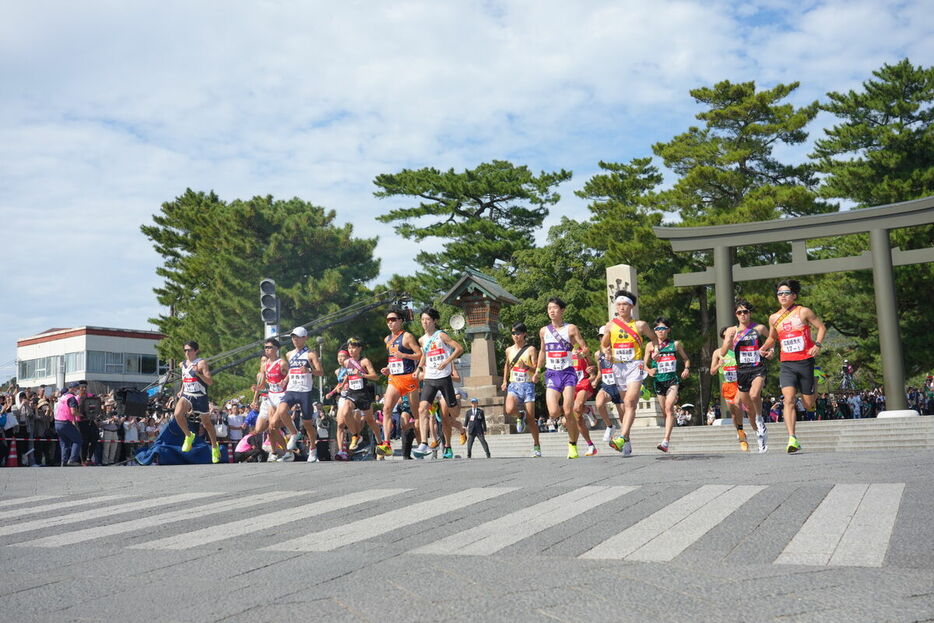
[602,426,615,442]
[412,443,431,458]
[623,440,632,456]
[757,426,768,453]
[278,452,294,462]
[286,434,299,451]
[531,447,542,458]
[306,450,318,463]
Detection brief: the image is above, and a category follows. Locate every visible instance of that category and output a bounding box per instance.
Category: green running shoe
[442,447,454,459]
[181,432,196,452]
[786,436,801,453]
[211,445,221,463]
[567,444,579,459]
[609,436,626,453]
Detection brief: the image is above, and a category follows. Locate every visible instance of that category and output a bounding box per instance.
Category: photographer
[100,400,121,465]
[76,382,101,465]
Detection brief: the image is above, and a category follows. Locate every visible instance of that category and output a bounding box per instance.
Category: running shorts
[345,390,372,412]
[613,360,646,387]
[507,382,535,404]
[599,383,622,405]
[575,379,596,397]
[653,378,679,396]
[182,394,209,414]
[266,391,284,409]
[779,358,816,395]
[420,376,459,407]
[389,373,419,395]
[721,382,738,404]
[545,368,577,392]
[282,390,315,422]
[736,368,766,393]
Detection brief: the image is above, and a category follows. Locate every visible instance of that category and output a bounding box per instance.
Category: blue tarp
[135,418,228,465]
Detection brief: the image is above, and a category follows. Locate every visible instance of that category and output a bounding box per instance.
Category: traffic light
[260,278,279,325]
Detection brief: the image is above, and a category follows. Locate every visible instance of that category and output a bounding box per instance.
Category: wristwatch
[814,341,822,347]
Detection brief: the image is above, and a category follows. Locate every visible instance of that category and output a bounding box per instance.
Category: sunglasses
[263,345,276,349]
[511,331,525,335]
[386,317,401,322]
[654,326,670,331]
[183,348,194,352]
[735,310,750,315]
[776,290,793,296]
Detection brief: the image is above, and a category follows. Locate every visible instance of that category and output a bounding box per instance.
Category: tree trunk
[696,285,714,425]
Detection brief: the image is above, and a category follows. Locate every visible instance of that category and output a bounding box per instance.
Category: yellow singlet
[609,319,643,363]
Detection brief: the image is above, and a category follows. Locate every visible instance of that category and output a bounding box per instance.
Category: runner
[602,290,658,456]
[710,327,743,443]
[174,341,220,463]
[720,299,771,453]
[571,347,600,456]
[643,317,691,453]
[415,307,464,460]
[379,307,424,457]
[595,327,624,442]
[337,338,384,459]
[395,395,416,459]
[759,279,827,453]
[274,327,323,461]
[501,322,542,457]
[250,338,291,459]
[532,297,590,459]
[327,349,354,460]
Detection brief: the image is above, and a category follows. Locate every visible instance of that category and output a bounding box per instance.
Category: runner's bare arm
[756,324,775,359]
[361,358,380,381]
[638,320,659,349]
[439,332,464,369]
[601,322,613,351]
[197,360,213,386]
[308,351,324,376]
[759,321,778,354]
[719,327,736,357]
[803,307,827,357]
[403,332,423,361]
[676,341,691,379]
[569,324,589,357]
[709,351,722,376]
[532,328,547,383]
[501,346,512,391]
[643,342,655,372]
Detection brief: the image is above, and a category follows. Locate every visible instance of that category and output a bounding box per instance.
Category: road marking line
[265,487,516,552]
[0,493,213,538]
[0,495,60,509]
[581,484,736,560]
[411,486,638,556]
[625,485,764,561]
[133,488,410,551]
[0,495,124,522]
[775,483,868,566]
[13,491,299,548]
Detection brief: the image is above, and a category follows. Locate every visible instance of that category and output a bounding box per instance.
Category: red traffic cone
[6,438,19,467]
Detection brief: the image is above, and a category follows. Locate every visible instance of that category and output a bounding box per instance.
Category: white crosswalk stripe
[776,483,905,567]
[132,488,411,551]
[266,487,516,552]
[0,492,213,539]
[12,490,298,548]
[0,495,124,522]
[412,486,638,557]
[0,495,60,509]
[580,485,765,561]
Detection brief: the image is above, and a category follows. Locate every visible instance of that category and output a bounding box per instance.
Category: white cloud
[0,0,928,376]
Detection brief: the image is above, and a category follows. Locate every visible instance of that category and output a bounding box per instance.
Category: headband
[615,295,634,305]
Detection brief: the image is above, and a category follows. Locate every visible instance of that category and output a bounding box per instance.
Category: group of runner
[170,278,825,462]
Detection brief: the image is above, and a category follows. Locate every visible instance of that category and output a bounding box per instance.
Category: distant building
[16,326,165,393]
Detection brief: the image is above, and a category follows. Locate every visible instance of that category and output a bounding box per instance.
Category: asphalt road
[2,449,933,623]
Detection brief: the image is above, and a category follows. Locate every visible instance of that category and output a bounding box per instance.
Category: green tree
[142,190,382,398]
[648,80,833,413]
[809,59,934,381]
[373,160,572,304]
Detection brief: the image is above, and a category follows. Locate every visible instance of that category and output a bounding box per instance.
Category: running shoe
[786,436,801,453]
[584,444,598,457]
[567,444,579,459]
[757,427,768,453]
[738,430,749,452]
[429,440,439,449]
[211,445,221,464]
[306,451,318,463]
[279,451,294,462]
[376,442,393,457]
[181,432,196,452]
[459,431,467,445]
[412,443,431,458]
[286,434,300,451]
[348,435,361,451]
[531,446,542,458]
[623,439,632,456]
[334,451,349,461]
[602,426,615,442]
[609,436,626,453]
[517,417,525,433]
[657,440,669,453]
[442,447,454,459]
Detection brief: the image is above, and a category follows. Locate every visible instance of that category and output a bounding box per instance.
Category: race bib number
[656,354,677,374]
[576,368,585,383]
[388,356,404,375]
[739,345,760,364]
[601,368,616,385]
[723,365,738,383]
[545,349,570,370]
[781,336,805,353]
[348,376,363,391]
[613,342,635,362]
[427,347,445,369]
[511,367,529,383]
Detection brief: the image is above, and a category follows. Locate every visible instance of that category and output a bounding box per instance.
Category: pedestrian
[464,398,490,458]
[54,383,83,466]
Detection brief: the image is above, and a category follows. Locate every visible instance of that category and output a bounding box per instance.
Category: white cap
[290,327,308,338]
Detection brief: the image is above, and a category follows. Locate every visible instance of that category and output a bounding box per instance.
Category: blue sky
[1,0,930,379]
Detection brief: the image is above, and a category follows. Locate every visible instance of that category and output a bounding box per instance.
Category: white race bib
[656,354,677,374]
[723,365,738,383]
[739,345,760,364]
[546,350,571,371]
[427,347,445,369]
[781,336,805,353]
[388,356,405,375]
[511,367,529,383]
[601,368,616,385]
[613,342,635,362]
[348,376,364,391]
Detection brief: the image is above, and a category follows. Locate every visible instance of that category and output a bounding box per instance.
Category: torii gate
[654,195,934,411]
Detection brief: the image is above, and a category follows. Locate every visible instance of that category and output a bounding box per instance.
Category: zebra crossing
[0,482,907,568]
